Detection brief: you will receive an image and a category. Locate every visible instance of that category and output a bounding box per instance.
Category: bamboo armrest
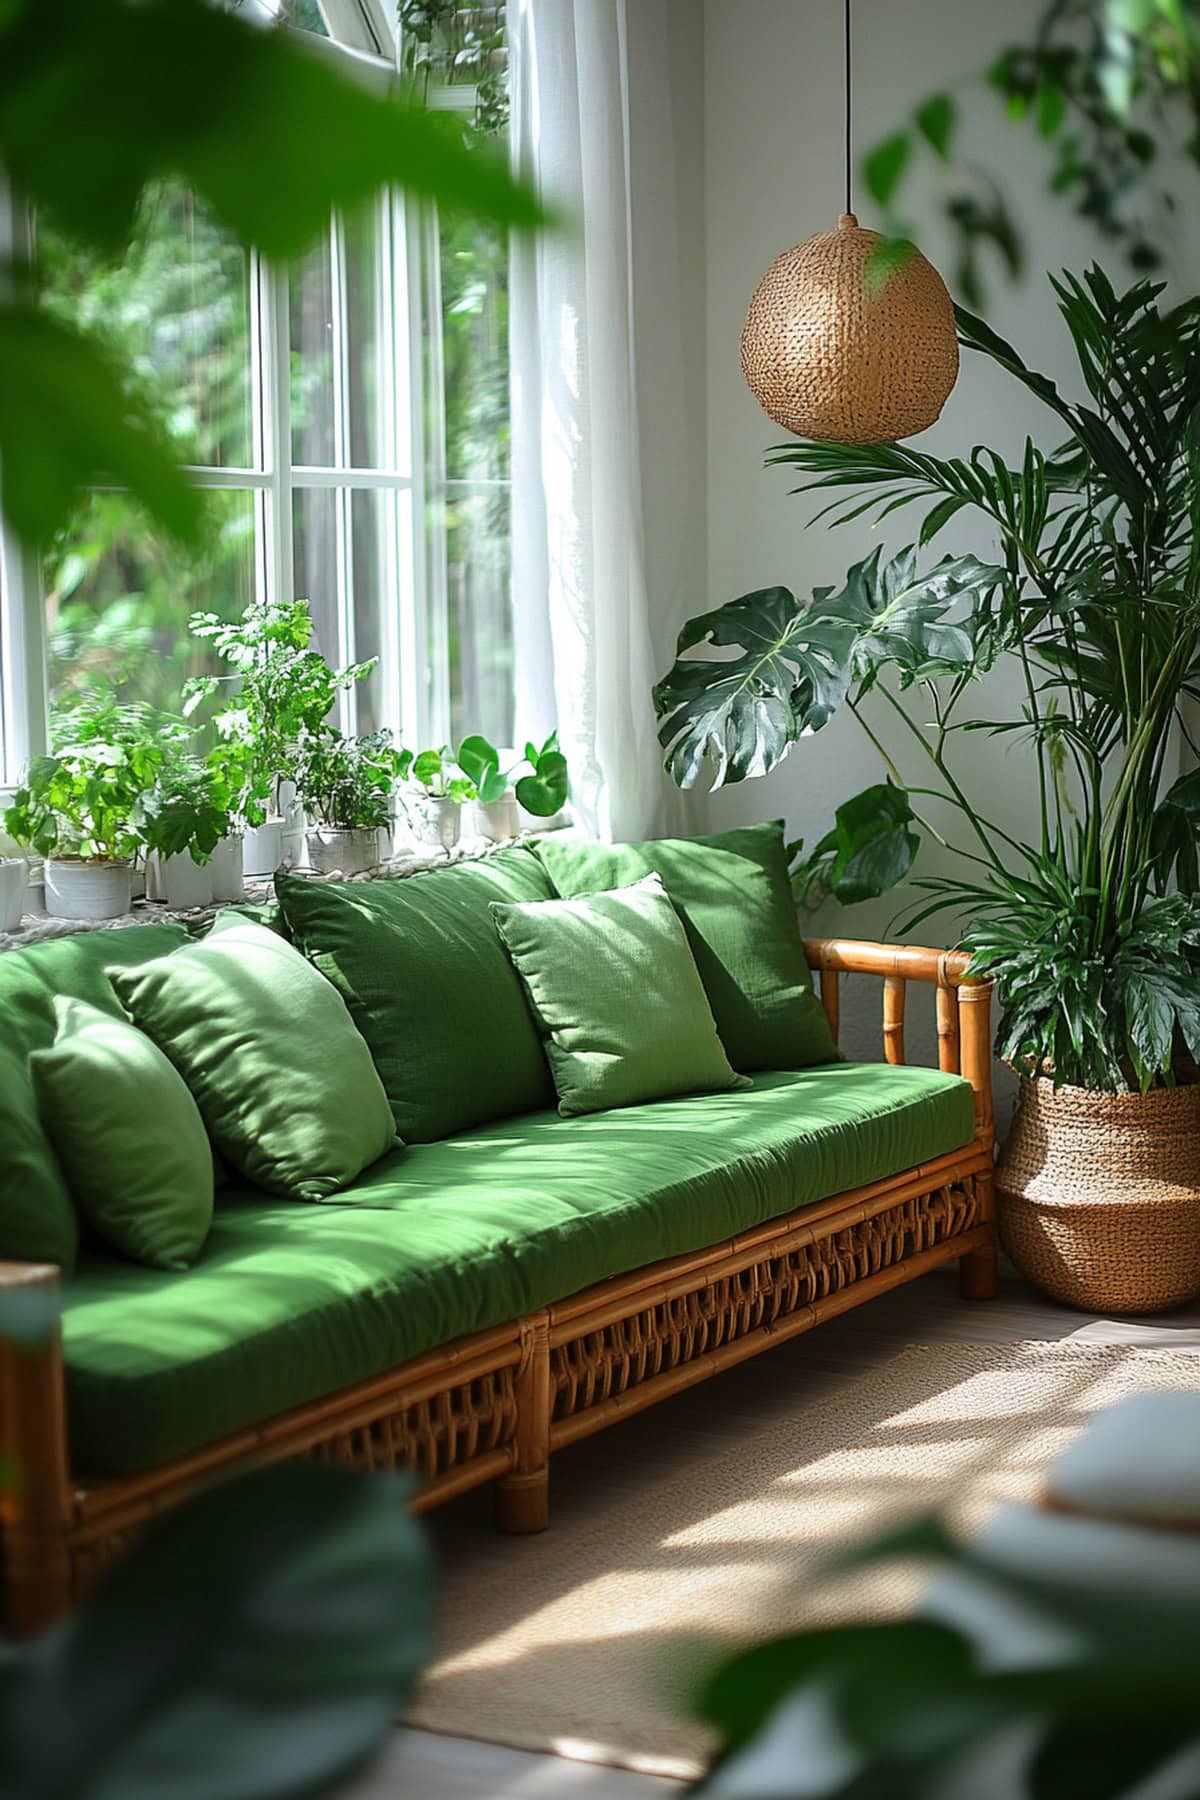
[802,937,994,1136]
[803,937,977,988]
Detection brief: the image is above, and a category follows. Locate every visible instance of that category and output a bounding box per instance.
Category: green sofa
[0,828,997,1633]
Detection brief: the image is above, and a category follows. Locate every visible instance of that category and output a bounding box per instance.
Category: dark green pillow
[0,1040,78,1272]
[534,821,835,1072]
[0,923,191,1274]
[492,875,749,1116]
[110,915,398,1202]
[31,998,213,1271]
[275,848,557,1142]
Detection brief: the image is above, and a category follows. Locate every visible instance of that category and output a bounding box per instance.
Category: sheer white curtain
[509,0,663,842]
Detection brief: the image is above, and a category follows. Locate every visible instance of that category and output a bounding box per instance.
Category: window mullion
[329,214,356,732]
[0,181,47,781]
[253,253,294,612]
[373,187,403,740]
[421,200,450,749]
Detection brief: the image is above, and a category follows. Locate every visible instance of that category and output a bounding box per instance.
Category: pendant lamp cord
[844,0,852,215]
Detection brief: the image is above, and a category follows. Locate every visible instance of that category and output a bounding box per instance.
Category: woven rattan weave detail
[305,1367,519,1481]
[997,1077,1200,1313]
[741,215,959,444]
[552,1180,983,1421]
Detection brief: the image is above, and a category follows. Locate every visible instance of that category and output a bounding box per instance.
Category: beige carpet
[409,1342,1200,1779]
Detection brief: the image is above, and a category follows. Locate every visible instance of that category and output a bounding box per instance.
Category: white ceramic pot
[410,795,461,854]
[242,819,284,878]
[470,793,521,843]
[279,781,306,871]
[147,851,213,911]
[0,857,26,932]
[305,825,379,878]
[44,858,132,921]
[209,833,245,903]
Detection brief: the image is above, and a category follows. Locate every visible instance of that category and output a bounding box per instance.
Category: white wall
[630,0,1200,1086]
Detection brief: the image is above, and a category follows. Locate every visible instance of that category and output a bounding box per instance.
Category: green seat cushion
[31,998,213,1271]
[61,1062,975,1474]
[534,821,837,1073]
[492,875,748,1115]
[110,916,398,1202]
[0,924,190,1272]
[275,848,557,1142]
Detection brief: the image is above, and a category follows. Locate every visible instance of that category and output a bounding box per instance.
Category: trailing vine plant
[654,267,1200,1093]
[398,2,509,140]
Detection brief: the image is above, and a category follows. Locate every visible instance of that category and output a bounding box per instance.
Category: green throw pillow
[492,874,750,1117]
[0,1040,78,1272]
[0,922,191,1274]
[535,821,836,1072]
[275,848,557,1142]
[110,915,398,1202]
[31,998,213,1271]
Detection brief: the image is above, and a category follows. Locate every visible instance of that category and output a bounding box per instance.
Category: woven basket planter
[997,1077,1200,1314]
[740,214,959,444]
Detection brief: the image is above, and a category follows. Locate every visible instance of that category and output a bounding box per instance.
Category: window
[0,0,515,782]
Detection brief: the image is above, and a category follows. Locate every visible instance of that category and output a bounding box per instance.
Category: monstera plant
[656,267,1200,1304]
[656,267,1200,1097]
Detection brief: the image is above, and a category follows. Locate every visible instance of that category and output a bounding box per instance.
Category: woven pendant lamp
[740,1,958,444]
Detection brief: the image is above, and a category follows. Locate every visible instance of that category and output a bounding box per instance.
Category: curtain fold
[510,0,663,842]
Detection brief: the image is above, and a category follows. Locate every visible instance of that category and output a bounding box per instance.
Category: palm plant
[654,267,1200,1091]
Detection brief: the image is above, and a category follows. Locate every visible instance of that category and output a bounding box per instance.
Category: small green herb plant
[408,745,476,804]
[4,701,166,863]
[144,748,239,866]
[296,729,410,831]
[185,597,375,819]
[456,731,570,817]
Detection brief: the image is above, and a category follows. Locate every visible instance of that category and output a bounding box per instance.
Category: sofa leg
[494,1466,549,1534]
[960,1241,998,1300]
[0,1263,73,1634]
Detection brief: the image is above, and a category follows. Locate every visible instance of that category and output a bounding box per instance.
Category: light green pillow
[30,998,212,1271]
[534,820,836,1072]
[491,874,750,1117]
[109,914,399,1202]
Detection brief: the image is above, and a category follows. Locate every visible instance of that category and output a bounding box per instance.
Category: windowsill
[0,819,570,952]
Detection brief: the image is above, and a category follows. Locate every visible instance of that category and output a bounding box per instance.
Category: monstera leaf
[792,783,921,907]
[654,551,1003,790]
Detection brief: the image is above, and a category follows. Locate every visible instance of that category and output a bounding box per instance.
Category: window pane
[438,209,509,483]
[290,236,337,467]
[350,488,404,735]
[280,0,330,33]
[38,183,254,471]
[291,487,341,676]
[45,490,256,724]
[445,485,513,748]
[345,204,387,470]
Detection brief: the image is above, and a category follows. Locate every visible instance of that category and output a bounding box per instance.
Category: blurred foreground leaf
[0,1462,434,1800]
[0,0,547,548]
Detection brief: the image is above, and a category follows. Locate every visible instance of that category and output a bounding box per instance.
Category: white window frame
[0,0,516,790]
[0,0,445,791]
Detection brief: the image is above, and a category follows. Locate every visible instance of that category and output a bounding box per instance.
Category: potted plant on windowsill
[144,751,239,910]
[185,596,375,878]
[456,731,570,841]
[3,702,162,920]
[654,267,1200,1314]
[400,747,475,854]
[295,728,409,877]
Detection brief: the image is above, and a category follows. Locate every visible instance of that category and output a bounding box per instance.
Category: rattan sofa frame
[0,937,996,1634]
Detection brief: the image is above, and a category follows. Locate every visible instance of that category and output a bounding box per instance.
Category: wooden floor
[348,1266,1200,1799]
